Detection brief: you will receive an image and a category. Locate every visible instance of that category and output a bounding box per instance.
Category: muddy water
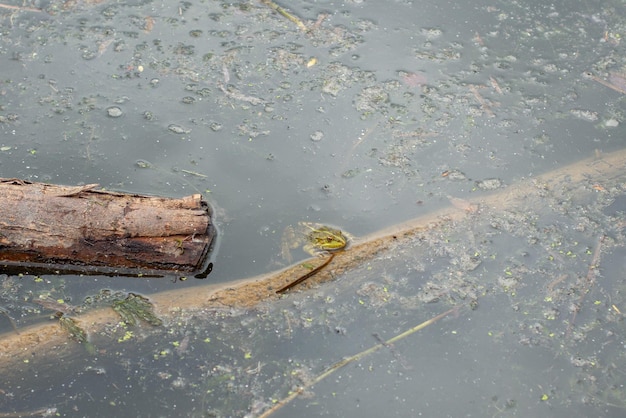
[1,0,626,416]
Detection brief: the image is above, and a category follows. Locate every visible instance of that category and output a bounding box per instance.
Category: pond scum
[111,293,163,327]
[30,291,163,357]
[1,148,626,416]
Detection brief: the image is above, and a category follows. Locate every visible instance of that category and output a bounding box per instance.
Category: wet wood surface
[0,178,214,276]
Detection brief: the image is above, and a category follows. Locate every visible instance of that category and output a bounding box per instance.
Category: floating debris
[259,0,307,32]
[217,82,266,106]
[475,178,502,191]
[570,108,599,122]
[112,293,163,327]
[106,106,123,118]
[33,296,81,315]
[168,124,191,134]
[135,159,152,168]
[58,315,88,344]
[310,130,324,142]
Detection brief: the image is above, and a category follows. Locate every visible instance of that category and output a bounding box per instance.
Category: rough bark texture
[0,178,214,276]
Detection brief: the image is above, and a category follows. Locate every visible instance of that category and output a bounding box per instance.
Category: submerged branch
[2,148,626,369]
[276,253,336,294]
[566,234,605,338]
[259,0,308,32]
[258,306,461,418]
[0,3,41,12]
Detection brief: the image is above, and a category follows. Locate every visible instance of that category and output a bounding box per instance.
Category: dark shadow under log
[0,178,215,276]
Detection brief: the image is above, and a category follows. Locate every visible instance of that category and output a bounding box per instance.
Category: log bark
[0,178,215,276]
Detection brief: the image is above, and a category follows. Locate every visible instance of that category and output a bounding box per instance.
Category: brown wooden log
[0,178,215,276]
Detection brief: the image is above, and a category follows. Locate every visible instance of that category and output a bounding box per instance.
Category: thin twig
[0,307,19,335]
[372,332,411,370]
[276,253,336,294]
[258,306,460,418]
[468,84,495,117]
[259,0,307,32]
[587,72,626,95]
[338,122,380,175]
[566,235,604,338]
[0,2,41,12]
[545,273,568,296]
[0,407,56,418]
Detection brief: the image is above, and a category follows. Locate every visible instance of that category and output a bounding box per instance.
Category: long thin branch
[258,306,460,418]
[0,2,41,12]
[566,234,605,338]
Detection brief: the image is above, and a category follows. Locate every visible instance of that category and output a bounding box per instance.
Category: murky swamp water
[1,0,626,416]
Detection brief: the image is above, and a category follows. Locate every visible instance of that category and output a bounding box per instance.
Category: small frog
[281,222,348,263]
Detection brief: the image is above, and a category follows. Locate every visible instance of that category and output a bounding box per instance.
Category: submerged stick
[0,407,57,418]
[566,234,605,338]
[258,306,460,418]
[2,148,626,369]
[585,71,626,95]
[276,253,336,294]
[259,0,308,32]
[0,307,19,335]
[0,3,41,12]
